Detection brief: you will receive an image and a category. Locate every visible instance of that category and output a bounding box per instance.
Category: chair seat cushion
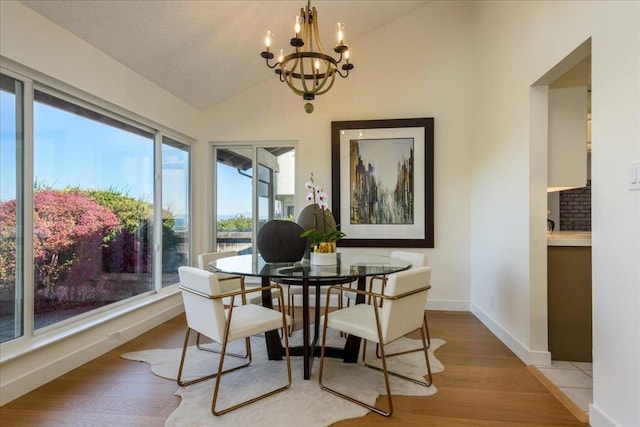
[321,304,380,343]
[227,304,290,341]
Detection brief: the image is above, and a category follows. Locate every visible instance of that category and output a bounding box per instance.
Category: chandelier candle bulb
[265,31,272,49]
[337,22,344,45]
[295,16,301,35]
[278,49,284,63]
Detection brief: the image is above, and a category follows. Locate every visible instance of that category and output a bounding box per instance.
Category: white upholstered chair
[344,250,428,301]
[177,266,291,415]
[197,251,280,308]
[342,250,431,345]
[318,266,433,417]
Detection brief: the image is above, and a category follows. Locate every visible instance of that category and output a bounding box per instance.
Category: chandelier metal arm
[262,55,279,70]
[335,68,351,79]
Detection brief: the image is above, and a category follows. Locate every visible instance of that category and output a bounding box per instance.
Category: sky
[216,162,252,217]
[1,91,189,217]
[2,88,254,220]
[1,91,18,202]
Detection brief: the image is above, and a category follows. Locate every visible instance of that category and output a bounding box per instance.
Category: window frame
[210,142,298,257]
[0,63,194,352]
[0,70,27,343]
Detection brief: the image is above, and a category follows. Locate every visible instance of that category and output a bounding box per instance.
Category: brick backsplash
[559,180,591,231]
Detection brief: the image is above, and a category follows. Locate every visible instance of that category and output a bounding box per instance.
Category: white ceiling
[21,0,428,110]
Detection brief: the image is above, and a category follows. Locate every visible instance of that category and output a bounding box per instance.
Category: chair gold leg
[374,312,431,359]
[320,333,393,416]
[366,318,433,387]
[177,328,252,387]
[422,322,433,386]
[196,332,249,359]
[211,316,292,415]
[424,311,431,346]
[320,317,433,417]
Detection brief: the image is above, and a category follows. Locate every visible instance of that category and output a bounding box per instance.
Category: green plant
[217,215,252,231]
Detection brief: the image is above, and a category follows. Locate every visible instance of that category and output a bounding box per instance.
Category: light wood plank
[1,311,586,426]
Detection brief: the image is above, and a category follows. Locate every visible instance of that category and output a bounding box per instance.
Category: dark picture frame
[331,118,434,248]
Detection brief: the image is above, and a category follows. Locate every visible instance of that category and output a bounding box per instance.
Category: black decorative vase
[257,220,306,263]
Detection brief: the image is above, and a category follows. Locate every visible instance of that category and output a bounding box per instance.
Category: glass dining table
[209,252,411,379]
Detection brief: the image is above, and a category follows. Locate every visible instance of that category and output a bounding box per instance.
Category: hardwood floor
[0,311,585,426]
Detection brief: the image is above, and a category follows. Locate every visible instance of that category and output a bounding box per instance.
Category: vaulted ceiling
[21,0,428,110]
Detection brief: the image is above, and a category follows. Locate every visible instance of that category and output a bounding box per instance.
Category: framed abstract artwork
[331,118,434,248]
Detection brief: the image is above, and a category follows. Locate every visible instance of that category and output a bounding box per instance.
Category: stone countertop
[547,231,592,247]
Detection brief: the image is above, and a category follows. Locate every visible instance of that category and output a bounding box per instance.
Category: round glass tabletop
[209,253,411,281]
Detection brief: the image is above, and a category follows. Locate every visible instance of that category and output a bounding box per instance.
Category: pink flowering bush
[33,190,120,299]
[1,188,181,313]
[0,199,18,291]
[0,190,119,300]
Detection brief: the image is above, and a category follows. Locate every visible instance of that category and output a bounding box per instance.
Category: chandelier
[260,0,354,113]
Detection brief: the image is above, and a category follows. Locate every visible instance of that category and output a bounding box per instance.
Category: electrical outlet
[630,162,640,191]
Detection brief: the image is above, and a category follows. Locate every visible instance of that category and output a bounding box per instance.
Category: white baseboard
[471,302,551,366]
[0,299,184,405]
[427,299,470,311]
[589,404,621,427]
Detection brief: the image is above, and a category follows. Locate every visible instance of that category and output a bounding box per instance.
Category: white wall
[471,1,639,426]
[200,1,475,312]
[0,1,198,404]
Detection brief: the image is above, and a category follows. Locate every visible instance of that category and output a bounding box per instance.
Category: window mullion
[252,146,259,252]
[153,132,163,291]
[21,78,35,339]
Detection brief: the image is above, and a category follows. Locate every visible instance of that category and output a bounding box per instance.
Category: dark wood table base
[261,276,365,379]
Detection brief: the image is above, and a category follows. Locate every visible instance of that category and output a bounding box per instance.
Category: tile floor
[535,360,593,416]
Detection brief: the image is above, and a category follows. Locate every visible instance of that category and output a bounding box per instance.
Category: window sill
[0,287,181,364]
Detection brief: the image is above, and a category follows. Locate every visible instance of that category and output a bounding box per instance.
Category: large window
[214,146,295,254]
[32,90,157,329]
[0,70,192,343]
[0,74,24,343]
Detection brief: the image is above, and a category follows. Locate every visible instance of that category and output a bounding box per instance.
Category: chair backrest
[390,250,428,268]
[197,251,238,269]
[379,266,431,344]
[366,250,428,294]
[178,266,227,343]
